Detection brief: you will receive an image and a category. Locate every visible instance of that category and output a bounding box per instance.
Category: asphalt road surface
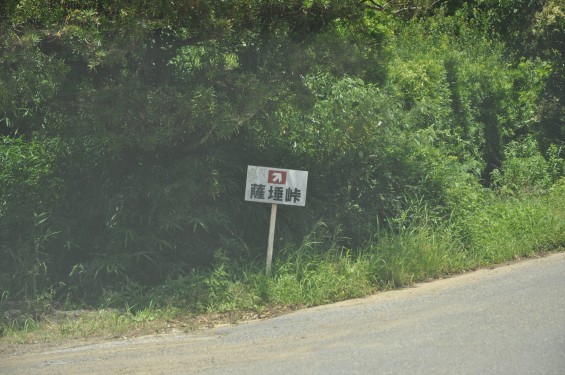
[2,253,565,374]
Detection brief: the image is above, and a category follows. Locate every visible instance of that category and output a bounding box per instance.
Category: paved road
[2,253,565,374]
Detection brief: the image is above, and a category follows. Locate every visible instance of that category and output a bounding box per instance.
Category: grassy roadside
[1,184,564,344]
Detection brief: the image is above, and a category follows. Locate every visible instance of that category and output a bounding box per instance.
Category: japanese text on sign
[245,166,308,207]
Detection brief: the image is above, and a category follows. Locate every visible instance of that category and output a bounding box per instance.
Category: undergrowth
[2,181,563,343]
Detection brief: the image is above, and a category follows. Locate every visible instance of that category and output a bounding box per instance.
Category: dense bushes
[0,1,563,309]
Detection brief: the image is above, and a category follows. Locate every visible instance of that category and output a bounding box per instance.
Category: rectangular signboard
[245,165,308,207]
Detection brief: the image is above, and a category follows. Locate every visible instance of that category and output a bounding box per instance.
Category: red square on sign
[268,170,287,184]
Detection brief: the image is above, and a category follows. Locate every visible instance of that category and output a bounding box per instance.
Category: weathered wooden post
[245,166,308,276]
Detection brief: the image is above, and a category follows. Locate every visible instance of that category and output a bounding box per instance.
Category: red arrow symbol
[268,170,287,184]
[272,172,283,183]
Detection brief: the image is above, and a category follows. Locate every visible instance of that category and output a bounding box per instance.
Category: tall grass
[461,195,565,264]
[268,224,374,307]
[2,181,563,341]
[247,181,562,306]
[144,181,565,312]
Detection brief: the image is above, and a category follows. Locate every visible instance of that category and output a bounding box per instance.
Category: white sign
[245,165,308,207]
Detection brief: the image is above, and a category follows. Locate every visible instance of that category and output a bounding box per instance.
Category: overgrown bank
[2,181,564,342]
[1,1,564,339]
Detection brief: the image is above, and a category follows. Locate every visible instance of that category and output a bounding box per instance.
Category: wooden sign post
[245,166,308,276]
[266,203,277,276]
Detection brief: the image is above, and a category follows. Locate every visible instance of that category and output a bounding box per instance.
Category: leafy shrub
[1,1,563,310]
[492,137,552,194]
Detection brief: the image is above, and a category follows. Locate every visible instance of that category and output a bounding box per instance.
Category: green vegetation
[1,1,564,341]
